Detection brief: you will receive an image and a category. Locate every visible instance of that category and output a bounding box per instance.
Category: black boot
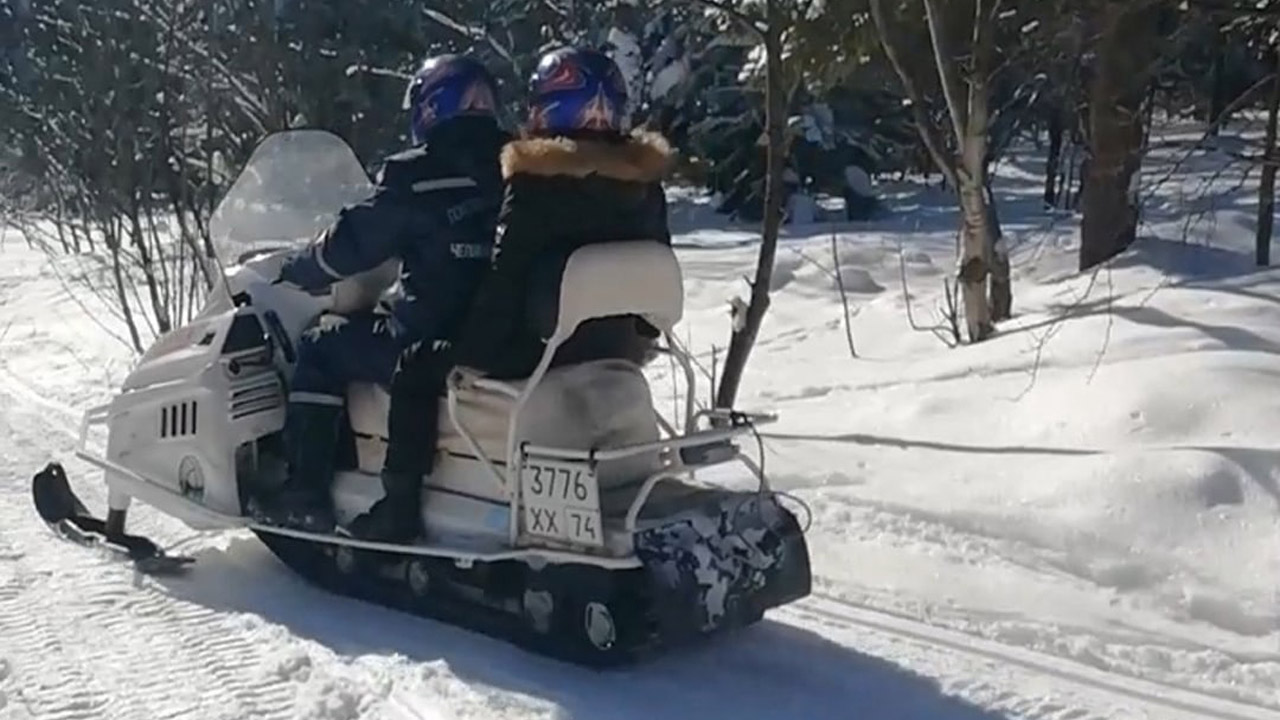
[251,403,341,533]
[347,470,423,544]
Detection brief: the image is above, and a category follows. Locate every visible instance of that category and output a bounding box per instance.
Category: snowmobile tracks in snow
[0,533,295,720]
[0,535,114,720]
[785,593,1278,720]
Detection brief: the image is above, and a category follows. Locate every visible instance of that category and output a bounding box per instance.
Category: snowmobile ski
[32,462,195,575]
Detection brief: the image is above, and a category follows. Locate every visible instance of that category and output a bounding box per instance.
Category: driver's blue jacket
[278,121,508,346]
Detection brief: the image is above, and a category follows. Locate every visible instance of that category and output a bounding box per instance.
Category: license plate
[519,458,604,548]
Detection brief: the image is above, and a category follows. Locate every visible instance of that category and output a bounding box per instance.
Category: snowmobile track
[789,592,1279,720]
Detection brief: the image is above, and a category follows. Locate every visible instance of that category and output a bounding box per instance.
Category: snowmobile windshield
[208,129,373,264]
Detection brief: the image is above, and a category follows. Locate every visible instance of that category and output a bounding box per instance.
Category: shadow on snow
[157,538,1014,720]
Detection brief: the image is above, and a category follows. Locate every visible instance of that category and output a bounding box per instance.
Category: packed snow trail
[786,595,1277,720]
[0,310,1271,720]
[0,378,1004,720]
[0,384,551,720]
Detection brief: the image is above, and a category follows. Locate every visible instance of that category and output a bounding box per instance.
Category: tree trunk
[1208,24,1226,133]
[1079,2,1157,272]
[871,0,1001,341]
[1044,110,1064,208]
[1257,51,1280,267]
[714,0,785,410]
[986,182,1012,321]
[957,181,994,341]
[107,233,144,354]
[127,198,172,336]
[952,0,997,339]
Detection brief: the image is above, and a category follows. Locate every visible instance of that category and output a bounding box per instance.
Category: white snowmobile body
[69,130,811,664]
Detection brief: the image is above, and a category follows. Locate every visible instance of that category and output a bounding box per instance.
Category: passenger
[254,54,508,534]
[452,46,675,381]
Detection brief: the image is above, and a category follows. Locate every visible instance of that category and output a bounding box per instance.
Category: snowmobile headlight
[178,456,205,499]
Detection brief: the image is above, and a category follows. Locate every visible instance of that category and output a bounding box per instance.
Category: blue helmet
[402,54,498,145]
[527,47,628,135]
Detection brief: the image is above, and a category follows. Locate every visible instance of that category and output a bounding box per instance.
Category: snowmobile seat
[347,358,662,493]
[344,240,681,497]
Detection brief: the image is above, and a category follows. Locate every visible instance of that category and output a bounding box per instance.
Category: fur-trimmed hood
[501,131,673,183]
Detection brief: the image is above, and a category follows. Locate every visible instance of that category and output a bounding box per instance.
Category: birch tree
[868,0,1007,342]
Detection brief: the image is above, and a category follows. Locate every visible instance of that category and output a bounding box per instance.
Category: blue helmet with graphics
[402,54,498,145]
[527,47,628,135]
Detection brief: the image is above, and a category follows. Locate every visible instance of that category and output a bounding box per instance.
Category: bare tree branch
[830,234,858,358]
[422,6,521,78]
[686,0,768,38]
[1190,0,1280,18]
[1086,265,1116,385]
[868,0,960,189]
[897,239,960,348]
[1012,263,1103,401]
[922,0,970,148]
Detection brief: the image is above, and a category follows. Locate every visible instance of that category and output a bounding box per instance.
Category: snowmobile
[31,129,811,667]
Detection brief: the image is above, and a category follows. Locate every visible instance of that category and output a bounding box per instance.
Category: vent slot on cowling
[230,374,283,420]
[160,401,198,439]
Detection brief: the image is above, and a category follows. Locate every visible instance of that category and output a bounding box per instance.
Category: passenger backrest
[543,240,683,347]
[519,240,681,371]
[499,240,682,484]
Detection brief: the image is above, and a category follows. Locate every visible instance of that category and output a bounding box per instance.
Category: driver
[251,54,509,533]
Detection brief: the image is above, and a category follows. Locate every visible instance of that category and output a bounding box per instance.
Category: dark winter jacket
[453,130,675,379]
[279,118,509,345]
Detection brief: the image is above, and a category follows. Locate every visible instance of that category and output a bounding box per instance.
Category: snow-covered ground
[1,133,1277,719]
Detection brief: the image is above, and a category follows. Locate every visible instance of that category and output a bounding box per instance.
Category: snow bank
[653,138,1280,704]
